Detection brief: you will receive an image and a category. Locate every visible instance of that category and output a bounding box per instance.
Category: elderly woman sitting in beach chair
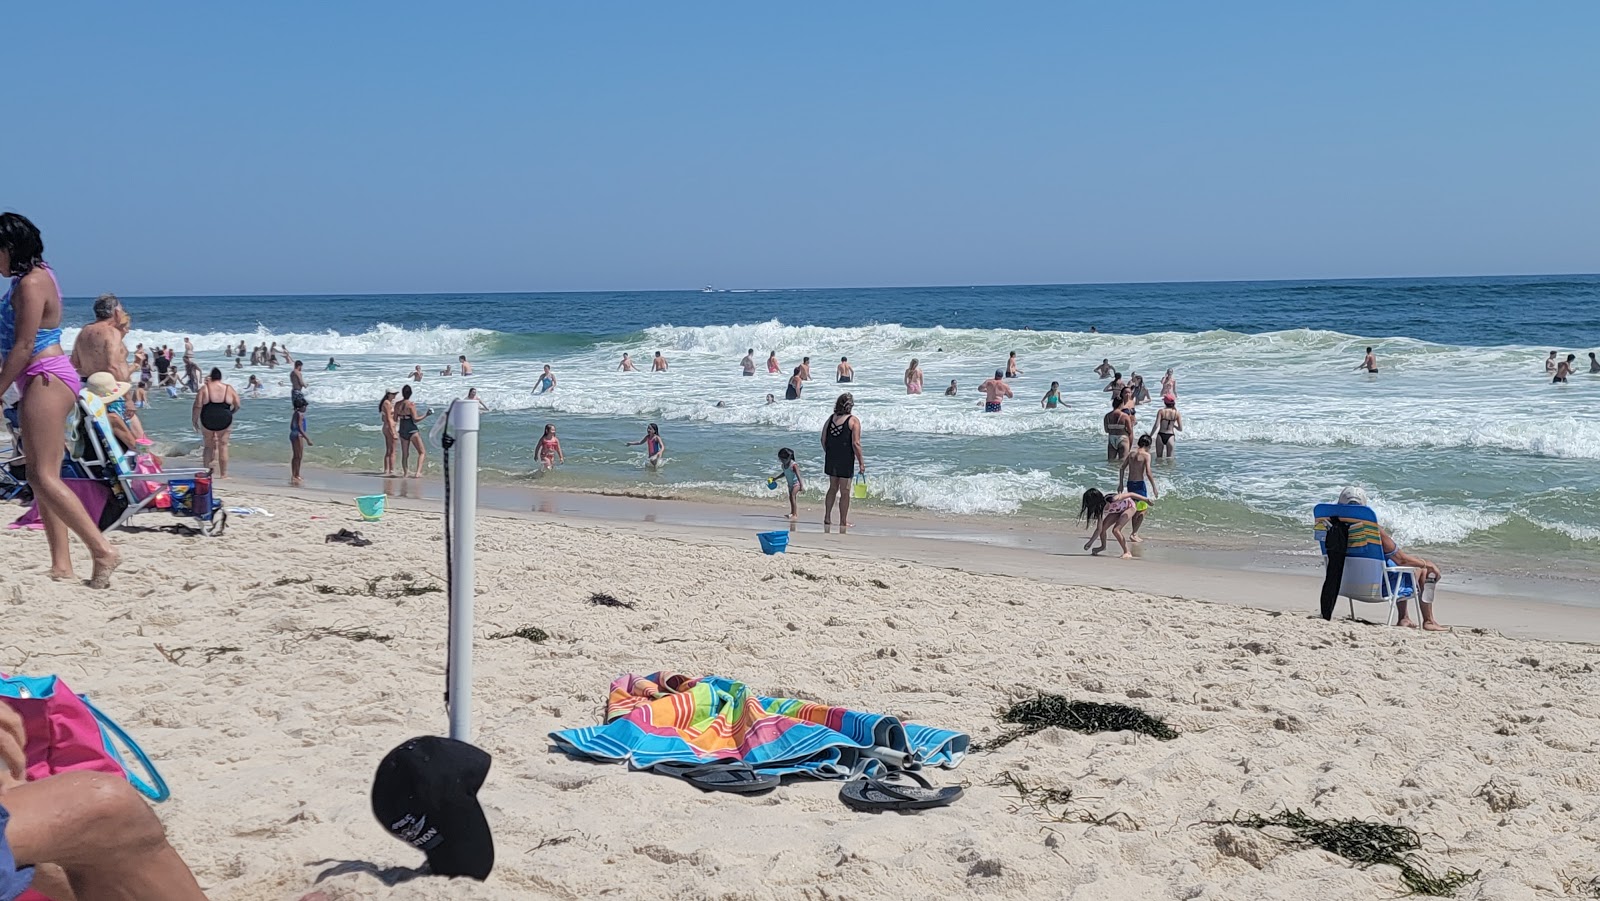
[1314,487,1446,631]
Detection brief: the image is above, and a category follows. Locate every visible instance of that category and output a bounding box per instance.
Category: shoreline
[220,461,1600,643]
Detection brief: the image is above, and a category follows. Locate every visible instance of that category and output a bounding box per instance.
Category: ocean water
[61,276,1600,563]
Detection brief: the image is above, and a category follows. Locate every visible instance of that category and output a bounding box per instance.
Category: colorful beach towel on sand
[549,672,968,778]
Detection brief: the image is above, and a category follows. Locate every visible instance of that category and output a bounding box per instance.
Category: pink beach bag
[0,673,169,801]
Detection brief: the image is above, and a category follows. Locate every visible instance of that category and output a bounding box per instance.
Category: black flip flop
[840,770,962,813]
[325,528,373,547]
[652,760,780,794]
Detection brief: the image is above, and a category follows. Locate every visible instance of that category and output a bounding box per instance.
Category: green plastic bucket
[356,494,386,521]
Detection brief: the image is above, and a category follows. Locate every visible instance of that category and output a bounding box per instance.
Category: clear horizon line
[65,269,1600,301]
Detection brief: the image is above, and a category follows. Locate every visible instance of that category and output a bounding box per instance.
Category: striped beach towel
[549,672,968,778]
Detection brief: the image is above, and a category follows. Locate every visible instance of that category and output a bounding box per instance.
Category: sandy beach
[4,486,1597,900]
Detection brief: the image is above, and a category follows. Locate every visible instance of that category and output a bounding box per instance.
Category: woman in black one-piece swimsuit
[820,392,864,529]
[192,367,240,477]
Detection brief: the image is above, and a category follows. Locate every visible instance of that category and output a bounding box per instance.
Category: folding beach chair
[70,390,226,536]
[0,405,25,501]
[1313,503,1419,627]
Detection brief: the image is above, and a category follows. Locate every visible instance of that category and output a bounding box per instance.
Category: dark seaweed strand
[1212,809,1479,897]
[976,693,1180,749]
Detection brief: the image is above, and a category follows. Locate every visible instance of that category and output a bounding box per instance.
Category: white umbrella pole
[446,400,480,742]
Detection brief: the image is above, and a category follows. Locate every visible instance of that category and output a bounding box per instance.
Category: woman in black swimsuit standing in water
[786,365,804,400]
[820,393,865,530]
[394,384,432,478]
[192,367,240,478]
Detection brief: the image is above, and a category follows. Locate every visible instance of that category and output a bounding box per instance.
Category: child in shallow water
[1080,487,1150,559]
[772,447,804,519]
[537,423,564,470]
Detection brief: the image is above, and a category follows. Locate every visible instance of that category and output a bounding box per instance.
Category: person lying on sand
[1338,486,1448,631]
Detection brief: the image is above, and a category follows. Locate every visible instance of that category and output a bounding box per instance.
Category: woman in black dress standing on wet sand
[821,392,865,531]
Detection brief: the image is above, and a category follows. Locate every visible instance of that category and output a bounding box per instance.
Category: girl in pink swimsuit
[1080,487,1150,560]
[0,213,120,587]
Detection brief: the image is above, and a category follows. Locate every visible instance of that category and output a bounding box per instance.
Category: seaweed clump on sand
[978,692,1178,750]
[588,592,635,610]
[1209,809,1479,897]
[490,626,549,643]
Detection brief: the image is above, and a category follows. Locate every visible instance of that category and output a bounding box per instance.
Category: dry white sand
[4,490,1598,900]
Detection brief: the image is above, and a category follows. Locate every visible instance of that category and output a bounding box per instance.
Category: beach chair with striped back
[1313,503,1420,627]
[71,389,226,535]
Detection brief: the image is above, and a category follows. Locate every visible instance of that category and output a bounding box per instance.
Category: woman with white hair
[1338,486,1447,631]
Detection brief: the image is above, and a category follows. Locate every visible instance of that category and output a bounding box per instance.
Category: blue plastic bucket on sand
[356,494,386,521]
[757,531,788,554]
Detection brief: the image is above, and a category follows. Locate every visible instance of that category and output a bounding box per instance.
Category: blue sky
[8,2,1598,295]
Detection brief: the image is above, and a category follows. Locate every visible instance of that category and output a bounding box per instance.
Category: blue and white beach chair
[1313,503,1420,627]
[71,390,225,535]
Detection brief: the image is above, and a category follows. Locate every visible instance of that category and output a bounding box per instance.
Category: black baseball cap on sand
[371,735,495,880]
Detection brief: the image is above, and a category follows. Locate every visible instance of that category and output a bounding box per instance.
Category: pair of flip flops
[652,760,962,812]
[325,528,372,547]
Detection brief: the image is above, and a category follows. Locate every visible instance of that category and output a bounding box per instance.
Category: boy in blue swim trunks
[1118,435,1159,542]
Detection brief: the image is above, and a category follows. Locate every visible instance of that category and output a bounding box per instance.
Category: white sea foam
[64,322,495,358]
[109,317,1600,550]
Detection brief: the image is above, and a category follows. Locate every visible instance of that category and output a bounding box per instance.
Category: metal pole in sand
[446,399,480,742]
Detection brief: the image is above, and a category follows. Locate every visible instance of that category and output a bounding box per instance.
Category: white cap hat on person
[85,371,132,402]
[1337,486,1369,507]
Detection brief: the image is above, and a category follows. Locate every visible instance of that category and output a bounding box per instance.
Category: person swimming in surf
[1356,346,1378,374]
[741,349,756,376]
[627,423,664,468]
[944,379,958,396]
[905,359,923,394]
[535,365,557,393]
[1104,394,1133,462]
[1151,394,1183,459]
[1094,359,1114,379]
[1590,351,1600,373]
[1160,368,1177,399]
[1554,354,1575,384]
[1545,351,1558,373]
[1135,374,1152,404]
[767,351,780,373]
[786,365,804,400]
[1041,381,1061,409]
[836,357,853,383]
[1005,351,1022,378]
[618,352,636,371]
[978,370,1012,413]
